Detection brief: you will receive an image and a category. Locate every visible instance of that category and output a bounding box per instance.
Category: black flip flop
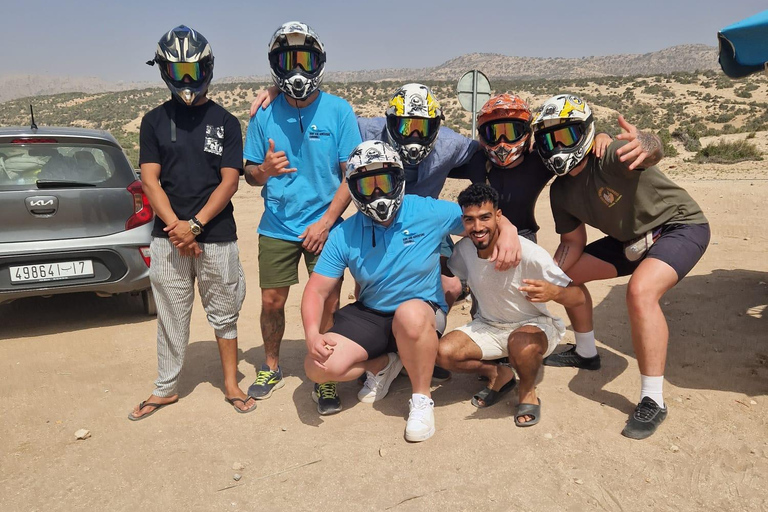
[128,398,179,421]
[514,399,542,427]
[225,396,258,414]
[471,376,517,408]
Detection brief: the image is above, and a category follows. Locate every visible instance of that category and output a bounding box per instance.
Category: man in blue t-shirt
[302,140,519,442]
[243,21,362,401]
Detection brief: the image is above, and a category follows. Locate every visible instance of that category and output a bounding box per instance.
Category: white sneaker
[405,395,435,442]
[358,353,404,403]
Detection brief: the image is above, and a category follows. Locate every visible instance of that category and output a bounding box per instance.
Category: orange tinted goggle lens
[480,121,527,144]
[355,173,395,196]
[276,50,321,72]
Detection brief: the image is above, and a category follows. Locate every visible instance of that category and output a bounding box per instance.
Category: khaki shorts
[453,315,565,360]
[258,235,322,289]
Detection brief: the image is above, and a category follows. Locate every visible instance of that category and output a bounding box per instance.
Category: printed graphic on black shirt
[204,125,224,155]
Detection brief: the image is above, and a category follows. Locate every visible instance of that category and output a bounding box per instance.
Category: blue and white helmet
[346,140,405,223]
[268,21,326,100]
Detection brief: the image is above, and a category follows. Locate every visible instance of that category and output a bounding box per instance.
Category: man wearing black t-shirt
[129,26,256,420]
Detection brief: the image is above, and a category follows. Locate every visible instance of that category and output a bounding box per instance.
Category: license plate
[10,260,94,284]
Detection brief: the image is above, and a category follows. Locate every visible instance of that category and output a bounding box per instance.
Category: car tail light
[11,138,58,144]
[126,180,154,230]
[139,246,151,267]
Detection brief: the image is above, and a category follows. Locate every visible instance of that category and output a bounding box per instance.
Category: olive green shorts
[258,235,322,289]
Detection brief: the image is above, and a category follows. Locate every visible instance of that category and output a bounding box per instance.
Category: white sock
[640,375,665,408]
[411,393,432,405]
[574,330,597,358]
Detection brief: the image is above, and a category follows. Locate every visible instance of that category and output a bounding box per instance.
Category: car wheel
[141,289,157,316]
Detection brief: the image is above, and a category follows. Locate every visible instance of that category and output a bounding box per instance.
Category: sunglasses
[479,120,529,145]
[353,173,396,197]
[271,49,324,73]
[165,62,205,82]
[535,124,584,153]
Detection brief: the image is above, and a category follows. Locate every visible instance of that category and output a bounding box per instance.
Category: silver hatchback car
[0,126,156,314]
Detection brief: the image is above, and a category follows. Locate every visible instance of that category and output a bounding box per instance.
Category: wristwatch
[188,217,203,236]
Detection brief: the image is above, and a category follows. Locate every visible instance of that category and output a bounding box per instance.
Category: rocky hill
[1,44,719,104]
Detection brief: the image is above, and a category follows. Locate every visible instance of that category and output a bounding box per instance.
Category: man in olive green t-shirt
[530,94,710,440]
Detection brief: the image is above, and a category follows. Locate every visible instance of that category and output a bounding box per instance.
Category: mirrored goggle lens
[165,62,203,81]
[395,118,432,139]
[538,125,583,152]
[480,121,527,144]
[276,50,322,72]
[355,173,396,197]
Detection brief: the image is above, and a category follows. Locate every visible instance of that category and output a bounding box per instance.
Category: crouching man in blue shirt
[301,140,520,442]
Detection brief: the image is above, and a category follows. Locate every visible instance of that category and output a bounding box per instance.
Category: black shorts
[584,223,710,281]
[328,301,446,359]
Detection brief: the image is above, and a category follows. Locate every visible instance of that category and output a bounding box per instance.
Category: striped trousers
[149,237,246,397]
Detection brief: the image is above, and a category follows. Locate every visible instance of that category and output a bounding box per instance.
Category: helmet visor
[535,124,584,153]
[353,172,396,198]
[389,117,439,140]
[479,120,528,145]
[165,62,205,82]
[270,48,324,73]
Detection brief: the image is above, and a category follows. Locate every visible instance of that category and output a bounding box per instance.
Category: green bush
[694,138,762,164]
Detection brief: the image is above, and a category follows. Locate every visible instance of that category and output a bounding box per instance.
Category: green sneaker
[312,382,342,415]
[248,364,285,399]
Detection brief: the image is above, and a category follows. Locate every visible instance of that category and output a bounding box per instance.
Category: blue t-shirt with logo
[244,91,362,241]
[357,117,478,199]
[313,195,464,313]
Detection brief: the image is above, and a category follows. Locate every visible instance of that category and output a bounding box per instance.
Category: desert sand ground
[1,159,767,511]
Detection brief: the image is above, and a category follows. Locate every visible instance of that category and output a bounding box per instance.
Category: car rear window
[0,142,133,190]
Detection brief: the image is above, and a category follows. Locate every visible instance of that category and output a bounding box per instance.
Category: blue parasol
[718,9,768,78]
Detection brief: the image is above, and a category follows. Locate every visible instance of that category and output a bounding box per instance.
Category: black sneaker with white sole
[621,397,668,440]
[312,382,342,416]
[542,345,601,370]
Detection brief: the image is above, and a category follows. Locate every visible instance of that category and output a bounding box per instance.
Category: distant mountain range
[1,44,719,103]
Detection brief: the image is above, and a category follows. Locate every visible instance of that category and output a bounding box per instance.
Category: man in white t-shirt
[437,184,585,427]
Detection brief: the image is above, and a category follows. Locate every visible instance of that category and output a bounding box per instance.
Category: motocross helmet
[346,140,405,223]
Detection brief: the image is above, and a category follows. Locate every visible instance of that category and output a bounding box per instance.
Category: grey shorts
[584,223,710,281]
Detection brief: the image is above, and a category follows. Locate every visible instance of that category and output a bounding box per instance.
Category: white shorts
[453,315,565,360]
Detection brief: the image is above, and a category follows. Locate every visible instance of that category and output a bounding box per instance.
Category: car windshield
[0,143,124,190]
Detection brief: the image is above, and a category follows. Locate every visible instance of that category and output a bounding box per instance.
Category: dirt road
[2,169,767,511]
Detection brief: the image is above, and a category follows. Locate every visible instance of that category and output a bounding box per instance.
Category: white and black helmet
[346,140,405,223]
[385,83,444,166]
[530,94,595,176]
[149,25,214,106]
[268,21,326,100]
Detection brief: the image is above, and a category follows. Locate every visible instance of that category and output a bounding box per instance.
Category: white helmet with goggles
[530,94,595,176]
[385,83,444,166]
[149,25,214,106]
[346,140,405,223]
[268,21,326,100]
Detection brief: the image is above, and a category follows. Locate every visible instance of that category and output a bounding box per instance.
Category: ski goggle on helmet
[476,94,532,168]
[346,140,406,223]
[531,94,595,176]
[270,48,324,73]
[267,21,326,100]
[385,83,444,166]
[149,25,214,106]
[163,62,208,82]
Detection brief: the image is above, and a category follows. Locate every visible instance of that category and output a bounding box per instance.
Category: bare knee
[436,337,462,368]
[304,355,346,383]
[393,301,434,340]
[507,327,546,366]
[626,279,659,313]
[262,288,288,313]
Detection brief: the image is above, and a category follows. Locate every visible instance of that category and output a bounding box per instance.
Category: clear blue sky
[2,0,765,82]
